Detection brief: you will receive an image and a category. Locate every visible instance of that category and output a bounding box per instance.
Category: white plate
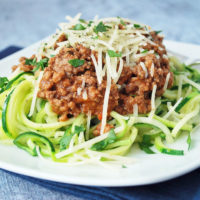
[0,40,200,187]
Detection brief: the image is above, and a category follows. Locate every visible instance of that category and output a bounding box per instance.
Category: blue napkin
[1,46,200,200]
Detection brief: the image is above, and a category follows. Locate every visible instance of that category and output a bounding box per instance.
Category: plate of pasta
[0,14,200,186]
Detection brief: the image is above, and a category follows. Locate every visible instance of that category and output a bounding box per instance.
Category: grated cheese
[28,71,44,117]
[163,72,171,91]
[150,63,154,77]
[163,97,183,119]
[133,104,138,117]
[100,71,111,135]
[82,89,88,100]
[140,62,148,78]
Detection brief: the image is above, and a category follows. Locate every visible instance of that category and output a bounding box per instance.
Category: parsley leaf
[73,24,86,30]
[141,49,148,54]
[139,135,155,154]
[155,30,162,35]
[117,16,126,26]
[25,58,37,66]
[91,129,116,151]
[68,59,85,67]
[88,20,93,27]
[79,19,86,23]
[32,58,49,72]
[25,58,49,72]
[60,125,85,151]
[0,77,9,93]
[187,133,191,150]
[0,77,8,88]
[93,21,111,34]
[107,50,122,57]
[122,164,127,168]
[134,24,141,28]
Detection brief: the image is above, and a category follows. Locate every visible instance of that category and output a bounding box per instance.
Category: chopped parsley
[134,24,141,28]
[93,21,111,34]
[107,50,122,57]
[60,125,85,151]
[79,19,87,23]
[68,59,85,67]
[91,36,98,40]
[139,135,155,154]
[91,129,116,151]
[25,58,37,66]
[141,49,149,54]
[117,16,126,26]
[0,77,9,93]
[25,58,49,72]
[155,30,162,35]
[72,24,86,30]
[88,20,93,27]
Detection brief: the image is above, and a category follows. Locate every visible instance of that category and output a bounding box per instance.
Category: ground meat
[17,31,173,122]
[93,123,114,136]
[38,44,119,121]
[54,34,67,49]
[12,55,36,72]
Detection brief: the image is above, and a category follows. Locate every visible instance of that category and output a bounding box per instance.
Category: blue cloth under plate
[0,46,200,200]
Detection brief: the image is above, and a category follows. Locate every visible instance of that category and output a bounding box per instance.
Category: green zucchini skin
[175,92,200,112]
[2,89,14,137]
[155,137,184,156]
[13,132,55,156]
[0,71,33,94]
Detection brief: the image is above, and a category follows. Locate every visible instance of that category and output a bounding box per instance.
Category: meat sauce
[14,32,173,123]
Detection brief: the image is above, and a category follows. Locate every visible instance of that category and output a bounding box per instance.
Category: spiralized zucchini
[0,57,200,167]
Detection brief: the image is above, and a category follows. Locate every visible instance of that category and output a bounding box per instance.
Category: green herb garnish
[93,21,111,34]
[88,20,93,27]
[0,77,8,88]
[60,125,85,151]
[79,19,86,23]
[134,24,141,28]
[91,36,98,40]
[68,59,85,67]
[155,30,162,35]
[32,58,49,72]
[117,16,126,26]
[25,58,49,72]
[139,135,155,154]
[141,49,148,54]
[25,58,37,66]
[107,50,122,57]
[73,24,86,30]
[122,164,127,168]
[91,129,116,151]
[0,77,9,93]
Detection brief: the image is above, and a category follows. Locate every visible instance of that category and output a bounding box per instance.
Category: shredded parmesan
[91,54,101,84]
[140,62,148,78]
[149,84,157,119]
[82,89,88,100]
[133,104,138,117]
[183,76,200,91]
[150,63,154,77]
[163,97,183,119]
[100,71,111,135]
[28,71,44,117]
[163,72,171,91]
[56,125,124,158]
